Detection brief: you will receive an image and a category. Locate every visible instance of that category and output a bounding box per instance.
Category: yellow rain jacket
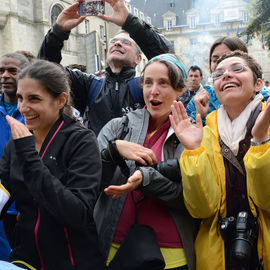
[180,103,270,269]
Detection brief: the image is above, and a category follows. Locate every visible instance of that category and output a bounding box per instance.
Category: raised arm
[170,101,219,218]
[245,100,270,211]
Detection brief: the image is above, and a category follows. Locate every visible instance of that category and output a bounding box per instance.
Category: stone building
[0,0,125,73]
[130,0,270,82]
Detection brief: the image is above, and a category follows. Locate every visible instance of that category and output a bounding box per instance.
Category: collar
[105,66,136,81]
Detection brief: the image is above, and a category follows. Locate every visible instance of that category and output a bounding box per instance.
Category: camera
[219,211,258,263]
[231,212,258,262]
[136,159,181,183]
[219,216,235,242]
[78,0,105,16]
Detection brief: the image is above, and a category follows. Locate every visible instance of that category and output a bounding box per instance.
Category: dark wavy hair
[18,59,72,115]
[209,37,248,72]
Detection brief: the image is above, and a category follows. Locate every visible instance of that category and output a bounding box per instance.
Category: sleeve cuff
[0,184,10,215]
[182,145,205,156]
[52,23,71,41]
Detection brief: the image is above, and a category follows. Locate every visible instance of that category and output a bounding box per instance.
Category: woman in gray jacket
[95,54,196,270]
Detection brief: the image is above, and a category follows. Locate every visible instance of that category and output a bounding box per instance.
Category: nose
[18,100,30,113]
[222,70,233,79]
[150,83,159,95]
[113,39,122,46]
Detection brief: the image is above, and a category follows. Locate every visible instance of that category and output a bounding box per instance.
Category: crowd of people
[0,0,269,269]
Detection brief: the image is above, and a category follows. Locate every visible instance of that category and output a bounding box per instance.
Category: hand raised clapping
[170,101,203,150]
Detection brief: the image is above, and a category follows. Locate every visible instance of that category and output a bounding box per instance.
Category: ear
[58,92,68,109]
[254,78,263,93]
[134,54,142,66]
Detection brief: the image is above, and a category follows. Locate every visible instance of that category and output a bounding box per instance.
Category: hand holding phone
[78,0,105,16]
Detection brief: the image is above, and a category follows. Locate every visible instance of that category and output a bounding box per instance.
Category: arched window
[51,4,63,26]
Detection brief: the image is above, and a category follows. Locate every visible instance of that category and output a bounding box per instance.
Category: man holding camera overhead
[38,0,172,135]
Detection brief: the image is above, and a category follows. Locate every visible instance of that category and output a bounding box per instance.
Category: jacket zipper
[64,227,75,266]
[33,119,65,269]
[34,201,44,270]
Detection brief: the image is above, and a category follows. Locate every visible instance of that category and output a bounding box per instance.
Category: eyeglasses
[109,38,132,46]
[212,63,248,81]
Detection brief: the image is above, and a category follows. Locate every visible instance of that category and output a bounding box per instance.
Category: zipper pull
[115,82,119,91]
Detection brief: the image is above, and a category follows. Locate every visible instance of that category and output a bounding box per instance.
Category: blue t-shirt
[3,100,17,117]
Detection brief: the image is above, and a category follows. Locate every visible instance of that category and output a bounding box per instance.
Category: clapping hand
[104,170,142,199]
[170,101,203,150]
[116,140,157,166]
[194,89,209,120]
[6,115,32,140]
[252,99,270,142]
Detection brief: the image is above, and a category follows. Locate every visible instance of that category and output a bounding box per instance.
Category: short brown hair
[217,50,262,84]
[209,37,248,71]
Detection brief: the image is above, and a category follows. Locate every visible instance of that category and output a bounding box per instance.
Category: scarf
[217,94,263,155]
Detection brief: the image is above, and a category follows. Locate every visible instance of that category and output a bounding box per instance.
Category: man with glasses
[38,0,172,135]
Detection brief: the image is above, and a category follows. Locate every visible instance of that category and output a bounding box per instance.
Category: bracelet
[250,137,270,146]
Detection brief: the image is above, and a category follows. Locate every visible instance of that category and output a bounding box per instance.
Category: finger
[179,101,189,120]
[173,101,183,121]
[196,113,203,129]
[170,101,180,123]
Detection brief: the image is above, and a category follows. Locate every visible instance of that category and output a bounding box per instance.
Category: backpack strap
[118,115,129,140]
[87,77,105,107]
[128,77,144,106]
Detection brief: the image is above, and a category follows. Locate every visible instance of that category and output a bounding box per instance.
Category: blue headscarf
[150,53,187,80]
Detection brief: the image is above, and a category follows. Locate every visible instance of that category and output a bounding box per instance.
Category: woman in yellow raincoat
[170,51,270,270]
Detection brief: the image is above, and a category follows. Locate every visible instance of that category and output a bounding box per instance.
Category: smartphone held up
[78,0,105,16]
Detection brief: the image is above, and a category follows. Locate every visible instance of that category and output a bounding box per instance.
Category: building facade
[0,0,151,74]
[130,0,270,82]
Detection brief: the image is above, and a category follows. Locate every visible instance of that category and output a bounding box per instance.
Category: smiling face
[143,62,183,128]
[214,56,263,119]
[106,32,141,72]
[0,57,22,102]
[17,77,66,137]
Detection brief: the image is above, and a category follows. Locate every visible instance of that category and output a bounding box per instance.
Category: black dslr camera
[219,211,258,262]
[136,159,181,183]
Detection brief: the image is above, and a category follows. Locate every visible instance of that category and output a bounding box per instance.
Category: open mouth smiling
[222,83,238,91]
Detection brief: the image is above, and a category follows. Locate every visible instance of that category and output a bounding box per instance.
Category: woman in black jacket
[0,60,105,270]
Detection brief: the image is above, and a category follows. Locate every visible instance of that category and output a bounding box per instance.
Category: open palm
[170,101,203,150]
[252,99,270,142]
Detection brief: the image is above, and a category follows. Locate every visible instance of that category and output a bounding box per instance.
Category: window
[242,11,248,23]
[214,15,220,25]
[190,16,196,28]
[167,20,173,30]
[169,1,175,8]
[147,16,151,25]
[190,38,197,49]
[51,5,63,26]
[126,4,131,12]
[85,20,90,34]
[140,12,144,21]
[134,7,138,17]
[171,40,175,51]
[100,25,104,39]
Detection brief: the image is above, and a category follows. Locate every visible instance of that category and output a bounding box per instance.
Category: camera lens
[232,236,252,262]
